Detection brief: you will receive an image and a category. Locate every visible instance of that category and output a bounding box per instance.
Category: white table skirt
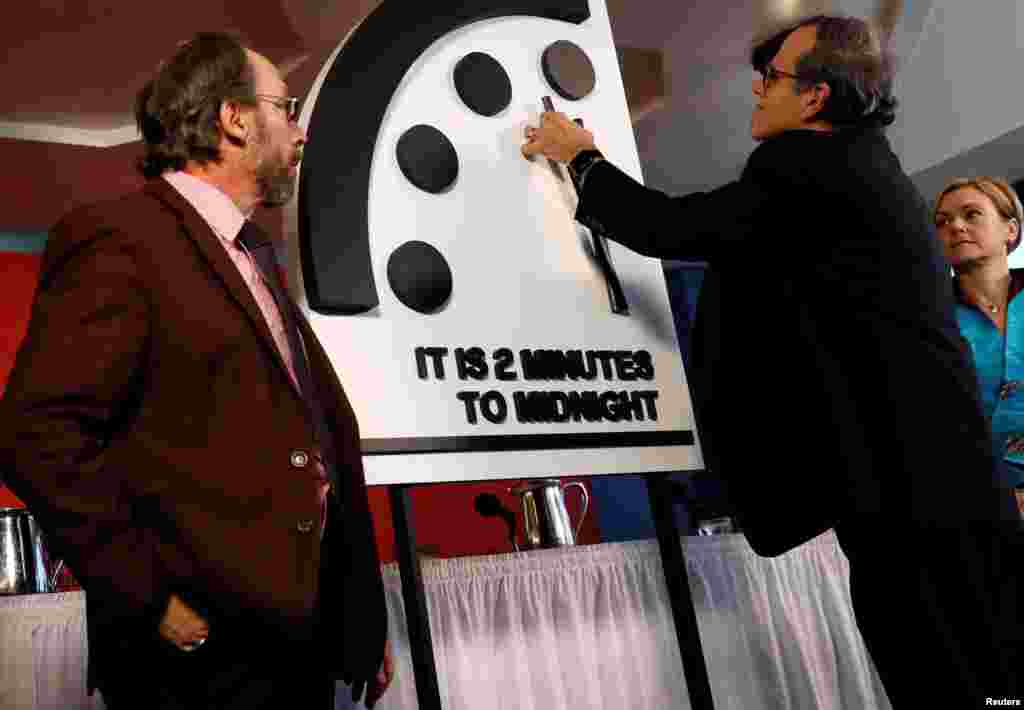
[0,591,100,710]
[0,532,891,710]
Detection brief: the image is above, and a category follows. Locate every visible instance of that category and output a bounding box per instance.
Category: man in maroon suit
[0,33,392,709]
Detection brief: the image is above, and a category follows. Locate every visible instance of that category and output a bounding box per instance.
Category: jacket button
[290,450,309,468]
[296,519,315,534]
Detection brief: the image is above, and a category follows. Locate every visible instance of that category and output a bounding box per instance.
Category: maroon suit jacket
[0,179,386,690]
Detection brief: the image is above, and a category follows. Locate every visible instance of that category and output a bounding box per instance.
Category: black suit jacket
[0,179,387,689]
[577,127,1019,555]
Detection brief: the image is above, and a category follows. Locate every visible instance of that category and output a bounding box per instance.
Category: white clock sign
[283,0,703,485]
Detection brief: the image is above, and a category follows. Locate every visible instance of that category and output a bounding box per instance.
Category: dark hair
[751,15,897,129]
[135,32,256,178]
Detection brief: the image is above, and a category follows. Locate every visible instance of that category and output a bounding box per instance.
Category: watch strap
[568,149,605,193]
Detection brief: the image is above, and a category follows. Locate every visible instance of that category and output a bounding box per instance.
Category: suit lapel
[143,180,304,403]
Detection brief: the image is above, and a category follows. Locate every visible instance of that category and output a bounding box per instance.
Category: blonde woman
[934,176,1024,506]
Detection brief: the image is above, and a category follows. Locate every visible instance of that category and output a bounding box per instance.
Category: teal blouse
[955,270,1024,487]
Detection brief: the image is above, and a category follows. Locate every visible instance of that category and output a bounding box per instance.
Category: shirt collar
[163,171,248,245]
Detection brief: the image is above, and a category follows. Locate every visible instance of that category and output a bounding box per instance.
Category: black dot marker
[542,40,596,101]
[454,52,512,117]
[387,241,453,314]
[396,125,459,193]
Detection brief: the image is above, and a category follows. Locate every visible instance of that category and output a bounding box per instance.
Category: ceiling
[8,0,1020,233]
[4,1,885,136]
[0,0,374,144]
[0,0,899,145]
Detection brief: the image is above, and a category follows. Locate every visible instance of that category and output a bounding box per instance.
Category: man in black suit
[524,14,1020,707]
[1,33,391,709]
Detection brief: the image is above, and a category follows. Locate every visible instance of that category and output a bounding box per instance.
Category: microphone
[474,493,519,551]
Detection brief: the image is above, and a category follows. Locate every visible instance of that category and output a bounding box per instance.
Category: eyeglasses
[254,94,300,123]
[757,64,801,92]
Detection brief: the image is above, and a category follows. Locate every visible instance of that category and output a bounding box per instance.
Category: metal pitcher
[509,479,589,549]
[0,508,62,594]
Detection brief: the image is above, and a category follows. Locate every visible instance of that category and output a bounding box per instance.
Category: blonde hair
[934,176,1023,253]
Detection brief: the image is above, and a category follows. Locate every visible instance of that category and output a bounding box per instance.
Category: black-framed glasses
[758,64,801,92]
[254,94,299,122]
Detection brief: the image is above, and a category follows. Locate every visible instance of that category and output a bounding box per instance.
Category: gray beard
[258,163,295,208]
[250,118,297,208]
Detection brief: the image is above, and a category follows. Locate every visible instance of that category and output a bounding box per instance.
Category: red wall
[0,138,600,561]
[0,251,40,509]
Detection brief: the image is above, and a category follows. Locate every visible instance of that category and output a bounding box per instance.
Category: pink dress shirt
[163,172,330,530]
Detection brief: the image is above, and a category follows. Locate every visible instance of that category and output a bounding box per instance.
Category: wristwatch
[567,148,605,193]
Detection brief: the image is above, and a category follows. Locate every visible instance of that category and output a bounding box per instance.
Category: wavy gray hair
[134,32,257,178]
[752,15,897,128]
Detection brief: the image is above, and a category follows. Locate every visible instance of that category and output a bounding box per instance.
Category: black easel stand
[390,484,443,710]
[645,473,716,710]
[390,475,716,710]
